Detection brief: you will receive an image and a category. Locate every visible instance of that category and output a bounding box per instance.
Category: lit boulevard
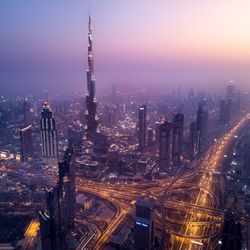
[71,113,250,249]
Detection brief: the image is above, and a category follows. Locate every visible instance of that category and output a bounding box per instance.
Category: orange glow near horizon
[1,0,250,95]
[96,1,250,64]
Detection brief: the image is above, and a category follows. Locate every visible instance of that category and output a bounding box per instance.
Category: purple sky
[0,0,250,97]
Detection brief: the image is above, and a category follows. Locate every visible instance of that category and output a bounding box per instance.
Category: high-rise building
[85,15,98,137]
[39,188,59,250]
[155,121,161,143]
[218,99,227,126]
[134,196,154,250]
[40,101,58,162]
[159,121,172,173]
[172,113,184,166]
[147,128,154,145]
[219,99,232,126]
[39,149,76,250]
[19,124,33,162]
[226,82,236,100]
[138,105,147,151]
[189,121,197,160]
[196,101,208,156]
[226,82,239,121]
[58,148,76,230]
[23,98,31,124]
[39,211,57,250]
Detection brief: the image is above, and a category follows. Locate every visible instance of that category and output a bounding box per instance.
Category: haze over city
[1,1,250,250]
[1,0,250,97]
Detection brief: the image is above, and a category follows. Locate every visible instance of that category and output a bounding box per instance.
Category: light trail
[168,113,250,250]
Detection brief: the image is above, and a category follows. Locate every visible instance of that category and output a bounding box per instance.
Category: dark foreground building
[134,196,154,250]
[159,121,172,173]
[39,148,76,250]
[172,112,184,166]
[19,124,33,162]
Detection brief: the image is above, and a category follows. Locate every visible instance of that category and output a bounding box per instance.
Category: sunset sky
[1,0,250,97]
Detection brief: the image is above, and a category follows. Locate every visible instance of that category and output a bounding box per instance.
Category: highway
[3,112,249,250]
[75,113,250,249]
[165,113,250,249]
[20,218,40,250]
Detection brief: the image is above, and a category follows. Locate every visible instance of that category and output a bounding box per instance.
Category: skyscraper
[226,82,236,100]
[189,121,197,160]
[172,113,184,166]
[39,188,59,250]
[196,101,208,156]
[39,149,76,250]
[147,128,154,145]
[23,98,31,124]
[40,101,58,162]
[19,124,33,162]
[218,99,232,126]
[85,15,98,137]
[134,196,154,250]
[155,121,161,143]
[218,99,227,126]
[226,82,238,121]
[138,105,147,151]
[159,121,172,173]
[39,211,57,250]
[58,148,76,230]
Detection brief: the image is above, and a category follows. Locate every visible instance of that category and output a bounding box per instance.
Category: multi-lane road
[166,112,250,249]
[76,112,250,249]
[3,112,249,250]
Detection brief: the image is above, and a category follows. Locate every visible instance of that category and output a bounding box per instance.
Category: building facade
[85,15,98,137]
[19,124,33,162]
[159,121,172,173]
[134,196,154,250]
[196,101,208,156]
[172,113,184,166]
[39,149,76,250]
[138,105,147,151]
[40,101,58,162]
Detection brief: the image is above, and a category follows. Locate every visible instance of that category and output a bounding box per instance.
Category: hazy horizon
[1,0,250,97]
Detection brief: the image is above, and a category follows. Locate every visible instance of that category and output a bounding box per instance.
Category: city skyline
[1,0,250,97]
[1,4,250,249]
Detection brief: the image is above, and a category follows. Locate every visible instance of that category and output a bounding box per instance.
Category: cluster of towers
[17,13,246,250]
[38,14,98,165]
[38,15,96,250]
[218,83,240,127]
[137,105,184,173]
[158,113,184,173]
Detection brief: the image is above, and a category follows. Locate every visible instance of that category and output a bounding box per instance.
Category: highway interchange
[76,112,250,249]
[11,112,250,250]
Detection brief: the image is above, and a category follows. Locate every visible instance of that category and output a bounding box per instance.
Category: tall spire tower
[85,14,98,137]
